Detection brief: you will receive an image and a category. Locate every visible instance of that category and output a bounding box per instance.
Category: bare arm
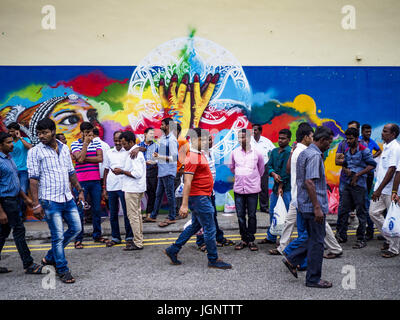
[372,166,396,201]
[83,149,103,163]
[179,173,194,218]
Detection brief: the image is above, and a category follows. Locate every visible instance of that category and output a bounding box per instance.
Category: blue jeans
[167,196,218,262]
[76,180,103,241]
[108,190,133,242]
[267,191,291,241]
[150,175,176,221]
[18,170,29,218]
[283,209,308,269]
[40,199,82,274]
[196,194,225,246]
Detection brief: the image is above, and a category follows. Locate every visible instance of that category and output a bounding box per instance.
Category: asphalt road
[0,230,399,301]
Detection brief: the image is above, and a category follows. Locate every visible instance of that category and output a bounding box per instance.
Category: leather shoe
[306,279,332,288]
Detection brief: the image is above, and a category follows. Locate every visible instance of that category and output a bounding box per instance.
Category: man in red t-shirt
[164,128,232,270]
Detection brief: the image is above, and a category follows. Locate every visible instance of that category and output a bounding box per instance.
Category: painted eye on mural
[59,114,80,126]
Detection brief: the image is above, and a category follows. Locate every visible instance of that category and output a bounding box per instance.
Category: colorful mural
[1,31,399,210]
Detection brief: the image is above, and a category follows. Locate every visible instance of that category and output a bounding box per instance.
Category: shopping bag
[175,176,184,198]
[269,195,288,236]
[382,202,400,238]
[328,186,339,214]
[224,192,236,213]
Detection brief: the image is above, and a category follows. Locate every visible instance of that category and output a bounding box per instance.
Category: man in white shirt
[113,131,146,251]
[102,131,134,248]
[93,128,111,181]
[369,123,400,258]
[251,124,275,213]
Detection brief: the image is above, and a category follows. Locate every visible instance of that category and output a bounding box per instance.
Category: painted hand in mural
[158,73,219,131]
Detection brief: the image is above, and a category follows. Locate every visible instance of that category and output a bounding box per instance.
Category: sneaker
[164,247,182,265]
[208,259,232,270]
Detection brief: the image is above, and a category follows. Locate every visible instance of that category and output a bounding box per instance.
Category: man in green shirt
[259,129,292,244]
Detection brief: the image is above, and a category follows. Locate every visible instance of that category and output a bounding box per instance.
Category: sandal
[25,263,44,274]
[57,271,75,284]
[381,250,399,258]
[74,241,84,249]
[352,240,367,249]
[269,248,281,255]
[106,240,120,248]
[381,242,390,251]
[234,241,248,250]
[158,219,176,228]
[248,242,258,251]
[198,244,207,252]
[258,238,276,245]
[94,237,109,244]
[0,267,12,273]
[216,238,235,247]
[144,217,157,223]
[323,252,343,259]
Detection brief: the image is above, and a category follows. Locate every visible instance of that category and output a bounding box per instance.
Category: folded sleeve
[27,148,40,180]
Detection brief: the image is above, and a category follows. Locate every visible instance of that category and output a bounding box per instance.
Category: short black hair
[189,128,209,140]
[113,130,122,137]
[37,118,56,132]
[348,120,360,130]
[279,128,292,139]
[119,131,136,143]
[238,128,251,136]
[93,128,100,136]
[6,122,20,130]
[144,127,154,134]
[161,117,174,126]
[0,132,12,144]
[361,124,372,131]
[80,122,94,132]
[314,126,334,142]
[252,124,263,132]
[177,123,182,135]
[55,133,65,139]
[296,123,314,143]
[345,127,359,138]
[389,123,400,138]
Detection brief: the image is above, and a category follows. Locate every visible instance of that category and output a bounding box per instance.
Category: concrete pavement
[19,211,340,241]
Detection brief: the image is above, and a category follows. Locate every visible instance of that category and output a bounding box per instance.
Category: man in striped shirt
[71,122,109,246]
[28,118,85,283]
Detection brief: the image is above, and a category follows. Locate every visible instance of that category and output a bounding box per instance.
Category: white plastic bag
[175,176,184,198]
[224,192,236,213]
[382,202,400,238]
[269,195,288,236]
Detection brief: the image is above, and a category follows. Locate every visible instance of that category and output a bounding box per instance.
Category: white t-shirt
[374,139,400,195]
[103,147,127,192]
[290,143,308,208]
[94,137,110,179]
[250,136,276,165]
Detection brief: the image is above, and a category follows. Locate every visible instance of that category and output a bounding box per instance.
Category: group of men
[1,116,400,288]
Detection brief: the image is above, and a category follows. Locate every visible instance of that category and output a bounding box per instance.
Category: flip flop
[0,267,12,273]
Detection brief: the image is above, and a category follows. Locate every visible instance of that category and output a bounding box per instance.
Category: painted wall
[0,0,399,212]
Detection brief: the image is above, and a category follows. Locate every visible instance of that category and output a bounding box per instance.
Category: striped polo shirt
[71,139,102,182]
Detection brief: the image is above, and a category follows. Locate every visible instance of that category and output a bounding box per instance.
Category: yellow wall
[0,0,399,66]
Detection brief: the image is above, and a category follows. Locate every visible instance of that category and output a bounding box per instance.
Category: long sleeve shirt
[229,147,265,194]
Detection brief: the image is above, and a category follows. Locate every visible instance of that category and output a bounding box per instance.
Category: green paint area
[91,82,127,111]
[1,84,44,107]
[247,100,303,125]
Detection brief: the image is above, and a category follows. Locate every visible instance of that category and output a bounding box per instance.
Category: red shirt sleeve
[184,152,197,174]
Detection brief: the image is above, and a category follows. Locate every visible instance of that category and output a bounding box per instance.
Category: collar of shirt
[38,140,65,153]
[383,139,398,150]
[0,152,10,159]
[309,143,323,155]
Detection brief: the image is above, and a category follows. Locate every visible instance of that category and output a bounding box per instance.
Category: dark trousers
[234,193,258,243]
[196,194,225,246]
[0,197,33,269]
[287,212,326,284]
[108,190,133,242]
[174,171,183,214]
[365,172,374,234]
[145,165,158,215]
[337,184,367,241]
[150,175,176,221]
[259,165,269,211]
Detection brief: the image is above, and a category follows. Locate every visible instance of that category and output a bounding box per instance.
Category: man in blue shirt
[7,122,32,220]
[282,126,334,289]
[0,132,43,275]
[148,118,179,227]
[336,128,377,248]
